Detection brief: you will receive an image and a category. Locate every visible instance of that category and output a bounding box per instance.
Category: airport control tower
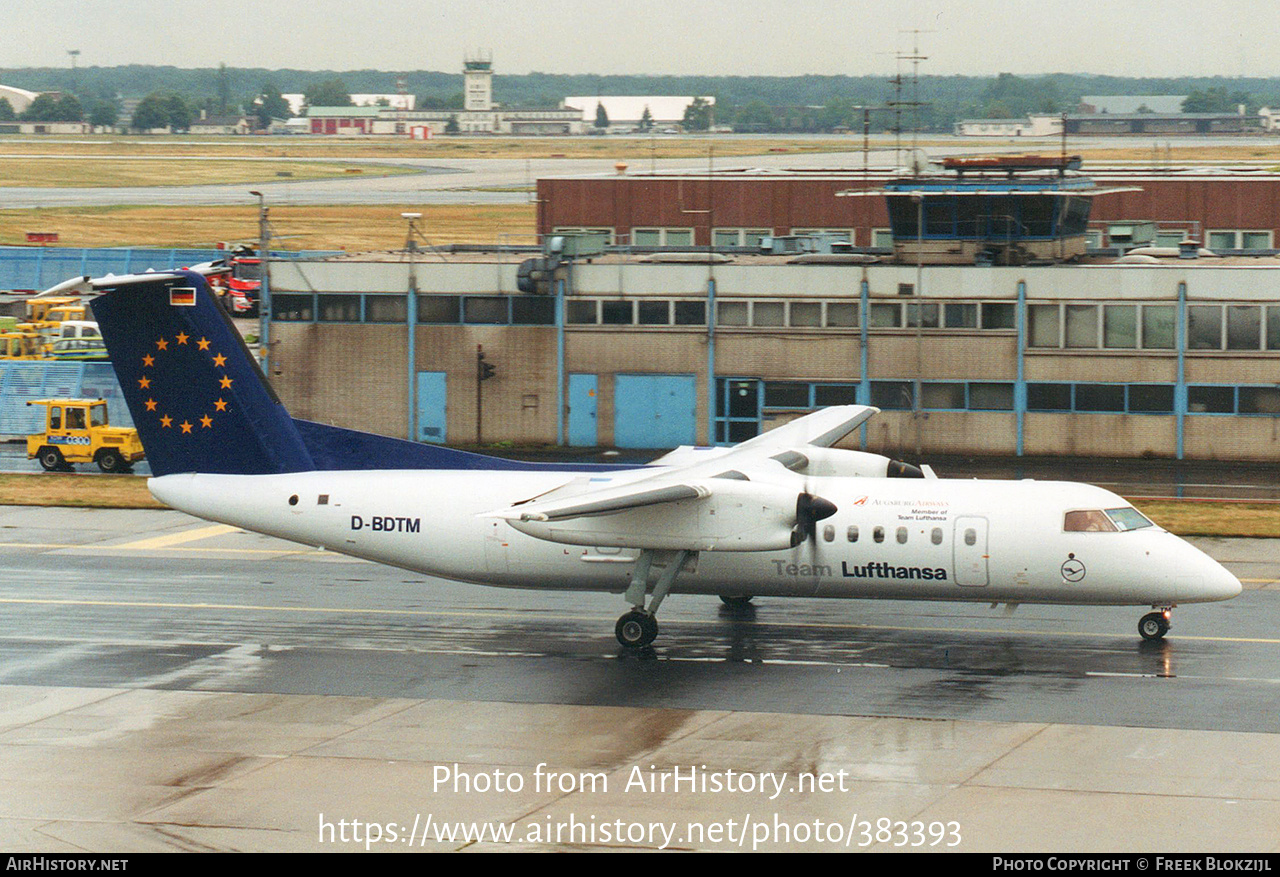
[463,51,493,112]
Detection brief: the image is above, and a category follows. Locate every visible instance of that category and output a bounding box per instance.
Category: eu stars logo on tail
[92,270,315,477]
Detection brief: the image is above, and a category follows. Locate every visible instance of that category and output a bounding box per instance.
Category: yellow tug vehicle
[25,398,146,473]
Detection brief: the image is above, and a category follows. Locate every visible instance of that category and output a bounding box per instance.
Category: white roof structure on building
[281,93,414,115]
[563,95,713,124]
[1079,95,1187,114]
[0,84,39,113]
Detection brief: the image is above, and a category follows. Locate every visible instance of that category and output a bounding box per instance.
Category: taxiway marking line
[3,596,1280,645]
[108,524,242,550]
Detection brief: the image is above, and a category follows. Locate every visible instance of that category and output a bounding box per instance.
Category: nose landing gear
[1138,608,1172,641]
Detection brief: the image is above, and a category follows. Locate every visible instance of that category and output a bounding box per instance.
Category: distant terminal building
[262,160,1280,463]
[304,53,584,136]
[562,95,715,130]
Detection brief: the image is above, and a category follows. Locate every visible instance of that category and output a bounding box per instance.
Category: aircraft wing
[489,406,878,551]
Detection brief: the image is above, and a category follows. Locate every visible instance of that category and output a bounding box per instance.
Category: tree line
[4,64,1280,132]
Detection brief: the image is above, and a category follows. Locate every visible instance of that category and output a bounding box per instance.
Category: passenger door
[953,515,990,587]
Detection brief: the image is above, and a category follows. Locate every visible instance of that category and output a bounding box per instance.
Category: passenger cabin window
[847,526,859,543]
[896,527,908,544]
[873,526,885,544]
[1063,510,1119,532]
[931,527,943,545]
[964,528,977,546]
[823,525,835,542]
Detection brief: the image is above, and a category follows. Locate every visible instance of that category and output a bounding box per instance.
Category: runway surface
[2,505,1280,852]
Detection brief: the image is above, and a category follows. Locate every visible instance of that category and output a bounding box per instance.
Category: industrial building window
[981,302,1016,330]
[752,302,785,327]
[826,303,858,327]
[871,229,893,248]
[1208,230,1274,251]
[674,301,706,325]
[631,228,661,247]
[944,303,978,328]
[1103,306,1137,349]
[814,384,857,406]
[1028,305,1060,347]
[1065,305,1098,348]
[418,295,460,323]
[273,294,314,321]
[922,382,965,410]
[905,302,940,328]
[717,301,749,326]
[1142,306,1176,349]
[566,300,598,324]
[968,383,1014,410]
[1074,384,1125,413]
[664,229,694,247]
[789,302,822,328]
[1128,385,1175,413]
[1226,306,1262,350]
[1027,383,1072,411]
[763,382,810,409]
[600,300,634,325]
[1240,387,1280,415]
[1188,306,1223,350]
[1188,386,1234,414]
[713,228,771,247]
[318,294,361,322]
[511,297,556,325]
[869,303,902,328]
[364,295,407,323]
[637,301,670,325]
[1268,308,1280,350]
[463,296,509,324]
[871,381,913,410]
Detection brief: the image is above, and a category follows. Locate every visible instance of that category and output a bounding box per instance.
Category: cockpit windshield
[1104,507,1155,531]
[1064,507,1156,532]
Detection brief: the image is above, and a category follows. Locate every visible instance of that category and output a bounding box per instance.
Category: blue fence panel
[80,362,134,428]
[1,247,341,291]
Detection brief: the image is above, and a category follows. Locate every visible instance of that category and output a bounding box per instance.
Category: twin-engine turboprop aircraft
[78,270,1240,648]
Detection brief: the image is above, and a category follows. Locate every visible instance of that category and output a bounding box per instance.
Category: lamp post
[402,212,421,441]
[249,190,270,374]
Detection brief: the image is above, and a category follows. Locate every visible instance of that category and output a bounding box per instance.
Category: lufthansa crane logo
[1061,555,1086,582]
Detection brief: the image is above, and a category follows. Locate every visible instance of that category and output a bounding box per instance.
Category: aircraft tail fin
[92,271,315,476]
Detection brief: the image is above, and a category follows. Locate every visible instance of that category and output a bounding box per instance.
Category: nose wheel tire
[616,610,659,648]
[1139,612,1170,641]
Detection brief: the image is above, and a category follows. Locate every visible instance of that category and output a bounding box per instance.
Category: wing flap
[508,482,707,522]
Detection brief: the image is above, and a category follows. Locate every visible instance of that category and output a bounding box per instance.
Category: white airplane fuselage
[149,470,1242,608]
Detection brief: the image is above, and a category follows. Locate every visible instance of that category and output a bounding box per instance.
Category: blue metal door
[614,374,697,449]
[416,371,447,443]
[568,373,598,446]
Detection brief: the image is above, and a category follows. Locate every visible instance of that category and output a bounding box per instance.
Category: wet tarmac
[2,505,1279,852]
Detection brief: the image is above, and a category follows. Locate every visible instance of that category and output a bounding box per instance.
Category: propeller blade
[794,492,838,544]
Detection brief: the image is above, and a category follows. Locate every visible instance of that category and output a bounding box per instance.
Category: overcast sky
[4,0,1275,78]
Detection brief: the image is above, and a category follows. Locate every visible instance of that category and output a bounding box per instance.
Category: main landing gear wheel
[1139,611,1171,641]
[616,610,658,648]
[719,595,754,608]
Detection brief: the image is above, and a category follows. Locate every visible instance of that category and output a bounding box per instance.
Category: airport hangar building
[265,248,1280,462]
[535,166,1280,253]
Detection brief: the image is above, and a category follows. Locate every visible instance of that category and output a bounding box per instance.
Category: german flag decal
[169,287,197,306]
